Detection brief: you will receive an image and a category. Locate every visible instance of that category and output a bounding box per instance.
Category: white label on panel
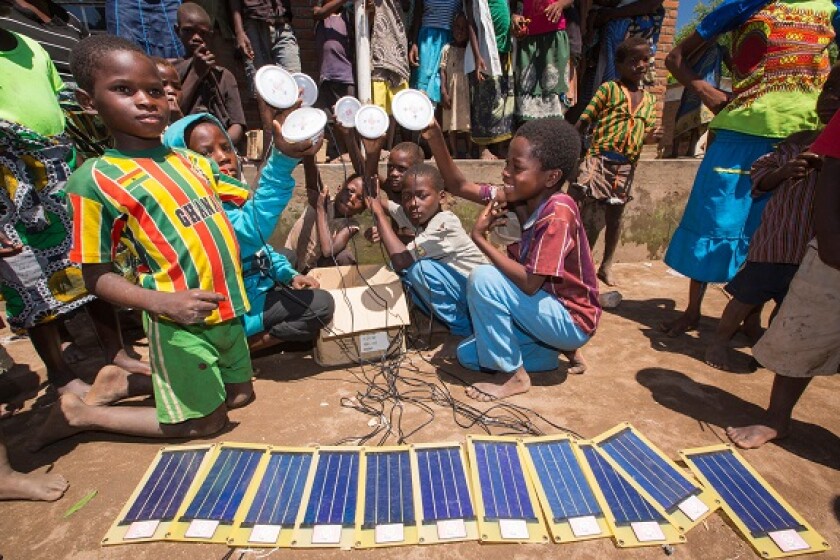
[374,523,405,543]
[311,524,343,544]
[678,495,709,521]
[631,521,666,542]
[436,518,467,540]
[124,520,160,540]
[768,529,810,553]
[249,524,282,543]
[569,515,602,537]
[359,331,389,353]
[185,519,219,539]
[499,518,529,540]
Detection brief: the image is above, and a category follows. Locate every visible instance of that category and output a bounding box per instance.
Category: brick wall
[652,0,679,130]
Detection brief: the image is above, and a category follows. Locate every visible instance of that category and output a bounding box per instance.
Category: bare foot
[0,469,69,501]
[564,350,587,375]
[29,393,87,452]
[112,348,151,376]
[704,342,734,371]
[225,382,254,410]
[725,424,787,449]
[479,148,498,161]
[660,313,699,337]
[428,337,461,360]
[85,365,133,406]
[56,378,91,399]
[597,267,617,287]
[465,369,531,401]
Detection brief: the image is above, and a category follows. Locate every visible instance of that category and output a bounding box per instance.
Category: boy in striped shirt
[573,37,657,287]
[33,35,253,449]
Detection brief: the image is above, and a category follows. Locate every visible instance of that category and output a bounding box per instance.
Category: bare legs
[597,204,625,287]
[705,299,756,371]
[0,430,68,501]
[27,321,90,398]
[726,375,812,448]
[661,279,707,336]
[86,299,150,375]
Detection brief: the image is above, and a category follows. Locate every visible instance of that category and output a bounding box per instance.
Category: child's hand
[544,0,571,23]
[475,57,488,82]
[364,226,381,243]
[317,185,331,212]
[784,151,821,179]
[361,134,387,159]
[291,274,320,289]
[160,289,225,324]
[798,151,822,171]
[511,15,529,39]
[0,231,22,258]
[272,99,325,158]
[193,44,216,78]
[472,200,508,239]
[420,117,443,142]
[235,32,254,60]
[441,92,452,111]
[409,43,420,67]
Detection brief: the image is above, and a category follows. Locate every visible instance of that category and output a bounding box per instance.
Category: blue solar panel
[525,440,602,522]
[599,429,698,513]
[122,448,208,524]
[690,450,804,537]
[181,448,263,524]
[302,451,360,527]
[581,444,665,525]
[362,451,415,529]
[416,447,474,522]
[244,452,313,527]
[473,441,536,521]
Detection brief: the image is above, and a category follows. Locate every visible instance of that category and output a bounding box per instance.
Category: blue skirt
[411,27,452,104]
[663,130,778,283]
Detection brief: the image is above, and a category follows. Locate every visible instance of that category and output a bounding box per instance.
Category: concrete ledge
[244,157,700,263]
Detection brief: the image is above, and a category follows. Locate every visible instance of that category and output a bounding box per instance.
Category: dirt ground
[0,261,837,560]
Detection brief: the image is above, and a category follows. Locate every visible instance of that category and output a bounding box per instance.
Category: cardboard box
[308,264,411,367]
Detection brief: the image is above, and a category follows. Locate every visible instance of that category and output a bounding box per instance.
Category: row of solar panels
[102,423,830,558]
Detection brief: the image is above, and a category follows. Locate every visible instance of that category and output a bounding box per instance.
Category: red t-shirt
[509,193,601,335]
[811,111,840,157]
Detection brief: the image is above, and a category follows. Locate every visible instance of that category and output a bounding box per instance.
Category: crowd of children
[0,0,839,513]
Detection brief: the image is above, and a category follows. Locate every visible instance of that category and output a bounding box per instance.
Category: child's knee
[467,264,502,296]
[311,289,335,322]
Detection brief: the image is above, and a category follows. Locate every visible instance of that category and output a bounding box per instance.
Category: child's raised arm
[365,187,414,271]
[420,119,503,203]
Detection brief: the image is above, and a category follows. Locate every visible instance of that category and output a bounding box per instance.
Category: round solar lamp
[281,107,328,145]
[354,105,390,139]
[391,88,434,131]
[291,72,319,107]
[335,96,362,128]
[255,65,299,109]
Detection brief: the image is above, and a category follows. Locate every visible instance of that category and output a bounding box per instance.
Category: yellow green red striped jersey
[580,81,657,164]
[67,146,250,324]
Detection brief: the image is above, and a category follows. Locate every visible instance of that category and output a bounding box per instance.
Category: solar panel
[416,447,474,522]
[244,451,313,528]
[579,443,683,548]
[466,437,548,543]
[180,447,264,524]
[681,445,829,558]
[103,445,213,545]
[362,451,415,529]
[593,424,717,531]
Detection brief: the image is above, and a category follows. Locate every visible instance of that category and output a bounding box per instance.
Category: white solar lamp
[354,105,390,139]
[335,96,362,128]
[280,107,328,146]
[391,89,434,131]
[291,72,319,107]
[254,65,299,109]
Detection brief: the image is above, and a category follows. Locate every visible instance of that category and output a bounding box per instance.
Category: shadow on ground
[636,368,840,470]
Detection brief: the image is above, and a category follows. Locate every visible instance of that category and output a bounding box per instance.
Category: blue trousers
[457,265,589,374]
[402,260,472,336]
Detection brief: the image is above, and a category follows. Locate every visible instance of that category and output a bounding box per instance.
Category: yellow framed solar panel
[577,441,685,548]
[681,444,830,558]
[519,435,613,544]
[592,423,719,532]
[291,446,362,549]
[465,435,549,544]
[167,443,269,543]
[227,446,317,548]
[102,444,214,546]
[354,446,419,548]
[410,442,479,545]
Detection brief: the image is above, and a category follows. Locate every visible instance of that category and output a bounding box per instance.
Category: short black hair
[615,37,651,64]
[514,118,581,181]
[70,34,146,92]
[391,142,425,165]
[177,1,212,25]
[403,163,444,192]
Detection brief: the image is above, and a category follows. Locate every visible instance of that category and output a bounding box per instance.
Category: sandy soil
[0,262,837,560]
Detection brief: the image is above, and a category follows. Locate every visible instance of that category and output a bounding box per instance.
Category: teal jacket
[163,113,299,336]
